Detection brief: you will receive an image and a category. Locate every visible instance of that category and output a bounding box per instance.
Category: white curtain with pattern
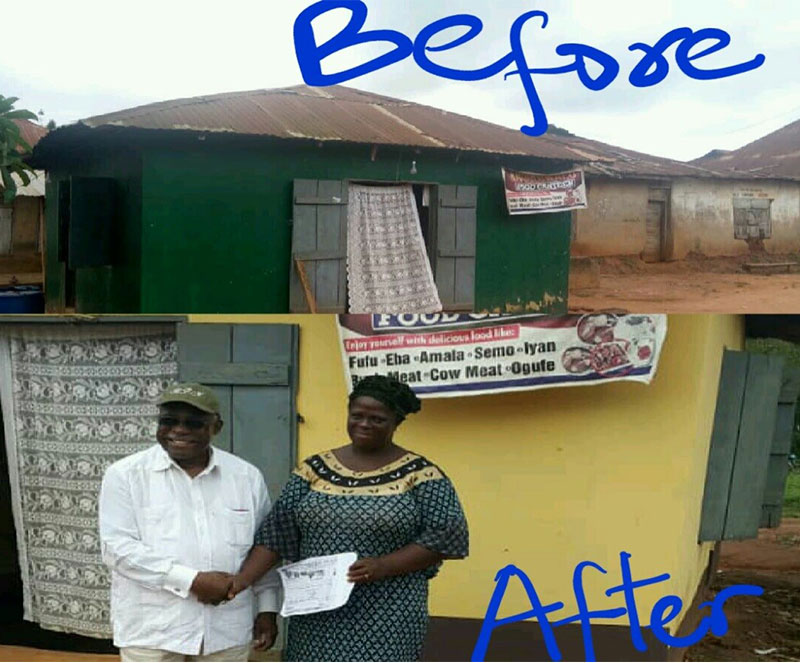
[346,184,442,313]
[0,323,178,638]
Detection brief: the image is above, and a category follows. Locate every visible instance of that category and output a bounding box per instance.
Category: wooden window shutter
[290,179,348,313]
[68,177,117,269]
[175,323,299,503]
[699,350,785,541]
[436,185,477,312]
[760,366,800,528]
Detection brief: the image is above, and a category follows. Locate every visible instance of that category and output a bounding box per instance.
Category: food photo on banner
[0,314,797,662]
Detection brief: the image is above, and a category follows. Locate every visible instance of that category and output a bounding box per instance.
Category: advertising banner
[338,313,668,398]
[502,168,588,215]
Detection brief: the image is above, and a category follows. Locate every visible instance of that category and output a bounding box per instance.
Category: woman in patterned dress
[231,375,469,662]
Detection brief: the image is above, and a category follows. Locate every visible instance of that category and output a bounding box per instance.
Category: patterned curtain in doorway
[0,324,178,638]
[347,184,443,313]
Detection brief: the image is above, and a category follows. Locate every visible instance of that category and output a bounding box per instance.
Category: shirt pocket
[224,507,254,547]
[223,507,254,570]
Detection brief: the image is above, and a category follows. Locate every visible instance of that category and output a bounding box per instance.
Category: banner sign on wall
[502,168,588,215]
[337,314,668,398]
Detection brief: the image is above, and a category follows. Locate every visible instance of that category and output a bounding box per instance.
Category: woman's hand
[228,545,281,600]
[347,545,444,584]
[347,557,389,584]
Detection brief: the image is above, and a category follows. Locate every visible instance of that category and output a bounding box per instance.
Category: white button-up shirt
[98,444,280,655]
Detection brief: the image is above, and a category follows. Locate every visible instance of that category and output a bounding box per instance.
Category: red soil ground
[569,255,800,314]
[685,519,800,662]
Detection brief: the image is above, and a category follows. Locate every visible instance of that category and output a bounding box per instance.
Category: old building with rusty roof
[12,119,48,153]
[545,130,800,262]
[691,119,800,181]
[31,85,582,315]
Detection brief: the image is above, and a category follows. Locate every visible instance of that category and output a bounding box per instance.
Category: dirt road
[569,255,800,313]
[685,519,800,662]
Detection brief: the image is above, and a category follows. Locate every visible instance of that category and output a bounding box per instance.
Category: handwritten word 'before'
[294,1,766,137]
[472,552,763,662]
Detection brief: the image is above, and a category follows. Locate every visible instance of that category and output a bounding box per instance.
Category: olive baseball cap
[157,383,220,415]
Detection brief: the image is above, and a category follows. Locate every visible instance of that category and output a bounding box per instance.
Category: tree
[0,95,39,203]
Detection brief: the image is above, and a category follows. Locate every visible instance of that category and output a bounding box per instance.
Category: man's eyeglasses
[157,416,213,430]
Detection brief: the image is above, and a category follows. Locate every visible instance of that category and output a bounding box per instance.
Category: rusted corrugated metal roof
[79,85,577,161]
[540,132,777,181]
[690,119,800,180]
[13,119,48,152]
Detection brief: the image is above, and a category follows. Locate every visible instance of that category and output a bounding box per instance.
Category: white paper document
[277,552,358,617]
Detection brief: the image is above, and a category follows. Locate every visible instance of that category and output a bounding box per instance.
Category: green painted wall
[44,149,143,313]
[140,139,570,314]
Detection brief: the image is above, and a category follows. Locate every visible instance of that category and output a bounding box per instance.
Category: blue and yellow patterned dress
[255,450,469,662]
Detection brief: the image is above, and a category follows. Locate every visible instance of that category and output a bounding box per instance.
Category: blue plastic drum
[0,286,45,313]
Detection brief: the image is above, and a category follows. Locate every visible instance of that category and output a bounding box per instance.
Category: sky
[1,0,798,162]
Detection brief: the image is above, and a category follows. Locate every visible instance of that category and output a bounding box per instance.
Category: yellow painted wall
[191,314,744,631]
[672,314,744,608]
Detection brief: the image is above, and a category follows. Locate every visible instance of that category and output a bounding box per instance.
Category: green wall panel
[139,140,570,314]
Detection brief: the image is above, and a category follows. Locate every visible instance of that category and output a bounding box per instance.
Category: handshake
[190,571,249,605]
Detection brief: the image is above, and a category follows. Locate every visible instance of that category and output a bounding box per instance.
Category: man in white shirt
[99,383,280,661]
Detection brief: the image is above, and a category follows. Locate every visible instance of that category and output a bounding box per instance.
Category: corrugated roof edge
[542,132,799,182]
[72,85,580,162]
[82,85,416,125]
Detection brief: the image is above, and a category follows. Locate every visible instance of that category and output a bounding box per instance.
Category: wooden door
[643,200,664,263]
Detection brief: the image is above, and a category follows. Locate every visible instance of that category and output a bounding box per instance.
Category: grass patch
[785,470,800,518]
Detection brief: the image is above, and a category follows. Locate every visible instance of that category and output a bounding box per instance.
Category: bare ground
[685,519,800,662]
[0,646,116,661]
[569,254,800,314]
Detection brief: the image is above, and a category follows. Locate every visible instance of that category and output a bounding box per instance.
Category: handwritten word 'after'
[293,1,766,137]
[472,552,763,662]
